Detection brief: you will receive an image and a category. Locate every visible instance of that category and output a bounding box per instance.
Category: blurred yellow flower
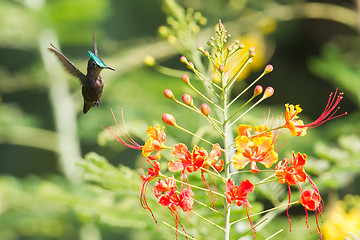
[323,195,360,240]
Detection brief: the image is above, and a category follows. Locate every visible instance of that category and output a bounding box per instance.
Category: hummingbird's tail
[83,102,92,114]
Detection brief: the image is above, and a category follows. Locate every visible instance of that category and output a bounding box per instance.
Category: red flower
[168,144,207,173]
[179,187,194,212]
[203,143,224,172]
[225,179,256,238]
[142,125,167,160]
[154,176,177,195]
[225,179,254,208]
[300,189,322,211]
[275,152,307,185]
[300,189,323,239]
[140,160,160,225]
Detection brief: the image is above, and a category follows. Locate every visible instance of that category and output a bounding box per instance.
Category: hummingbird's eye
[91,61,97,68]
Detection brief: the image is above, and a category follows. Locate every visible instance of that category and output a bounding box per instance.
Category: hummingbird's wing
[92,30,98,56]
[48,43,86,84]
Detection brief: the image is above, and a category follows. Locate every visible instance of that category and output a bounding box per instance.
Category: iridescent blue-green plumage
[88,51,108,68]
[48,32,115,114]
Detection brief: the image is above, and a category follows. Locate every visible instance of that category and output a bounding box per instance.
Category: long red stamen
[102,107,142,150]
[298,89,347,129]
[287,183,292,231]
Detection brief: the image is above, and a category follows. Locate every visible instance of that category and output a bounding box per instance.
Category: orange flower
[283,104,307,136]
[142,125,166,160]
[283,89,346,136]
[168,144,207,173]
[233,125,278,173]
[275,152,307,185]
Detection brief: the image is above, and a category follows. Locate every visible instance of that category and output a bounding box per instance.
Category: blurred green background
[1,0,360,239]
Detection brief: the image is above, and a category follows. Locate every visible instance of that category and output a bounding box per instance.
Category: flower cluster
[103,20,346,239]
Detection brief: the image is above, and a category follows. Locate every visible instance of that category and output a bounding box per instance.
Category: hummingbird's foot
[92,101,99,107]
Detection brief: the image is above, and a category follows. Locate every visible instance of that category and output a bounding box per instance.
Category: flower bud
[235,40,240,44]
[164,89,174,99]
[197,46,204,52]
[238,43,244,49]
[162,113,176,126]
[180,56,188,63]
[254,85,263,96]
[187,61,194,69]
[207,41,215,47]
[249,50,256,58]
[201,104,210,116]
[203,50,209,56]
[264,64,273,73]
[182,94,193,105]
[219,65,225,73]
[263,87,274,98]
[181,74,190,84]
[144,55,155,66]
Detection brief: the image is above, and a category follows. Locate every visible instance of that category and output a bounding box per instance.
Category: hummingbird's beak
[106,66,115,71]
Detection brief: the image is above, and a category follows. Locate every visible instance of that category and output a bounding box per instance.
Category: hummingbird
[48,32,115,114]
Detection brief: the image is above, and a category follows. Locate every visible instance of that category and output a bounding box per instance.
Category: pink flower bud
[201,104,210,116]
[219,65,225,73]
[180,56,188,63]
[197,46,204,52]
[187,61,194,69]
[182,94,193,105]
[238,43,244,49]
[207,41,215,47]
[203,50,209,56]
[181,74,190,83]
[264,64,273,73]
[162,113,176,126]
[249,50,256,58]
[263,87,274,98]
[164,89,174,99]
[254,85,263,96]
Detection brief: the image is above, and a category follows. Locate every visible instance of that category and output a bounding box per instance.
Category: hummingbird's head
[87,51,115,73]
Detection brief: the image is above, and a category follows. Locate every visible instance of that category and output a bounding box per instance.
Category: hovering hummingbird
[48,32,115,114]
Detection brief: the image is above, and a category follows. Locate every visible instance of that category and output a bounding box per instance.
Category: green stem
[227,96,267,129]
[188,82,223,112]
[194,198,223,216]
[231,201,299,226]
[227,71,266,108]
[225,94,257,123]
[191,210,225,231]
[162,221,196,240]
[174,123,216,146]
